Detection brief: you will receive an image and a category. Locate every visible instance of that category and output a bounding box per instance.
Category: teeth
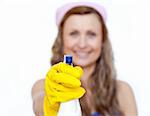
[76,52,89,58]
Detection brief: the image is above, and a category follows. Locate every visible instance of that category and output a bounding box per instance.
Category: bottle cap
[64,55,72,65]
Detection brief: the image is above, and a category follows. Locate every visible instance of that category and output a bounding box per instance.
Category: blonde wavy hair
[51,6,123,115]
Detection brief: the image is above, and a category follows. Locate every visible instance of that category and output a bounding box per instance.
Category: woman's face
[63,13,103,67]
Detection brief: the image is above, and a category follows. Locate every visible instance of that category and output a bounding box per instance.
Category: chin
[73,60,92,68]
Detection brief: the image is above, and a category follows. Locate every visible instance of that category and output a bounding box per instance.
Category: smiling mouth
[75,51,91,58]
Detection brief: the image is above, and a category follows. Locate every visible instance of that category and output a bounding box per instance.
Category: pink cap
[56,2,107,26]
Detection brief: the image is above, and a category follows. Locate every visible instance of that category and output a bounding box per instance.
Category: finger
[74,66,83,79]
[51,87,86,102]
[46,68,57,79]
[45,74,82,99]
[51,72,81,88]
[45,74,73,94]
[52,62,83,79]
[49,80,78,92]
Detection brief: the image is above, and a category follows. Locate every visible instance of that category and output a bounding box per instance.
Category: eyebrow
[87,30,96,33]
[69,30,79,33]
[67,27,99,34]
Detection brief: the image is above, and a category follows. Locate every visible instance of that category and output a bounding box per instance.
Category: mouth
[74,51,91,58]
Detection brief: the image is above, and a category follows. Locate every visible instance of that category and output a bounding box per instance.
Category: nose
[78,35,87,48]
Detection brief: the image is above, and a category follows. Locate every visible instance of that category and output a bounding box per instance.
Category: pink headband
[56,2,107,26]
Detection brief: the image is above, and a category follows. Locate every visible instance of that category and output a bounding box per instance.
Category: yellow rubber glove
[44,62,86,116]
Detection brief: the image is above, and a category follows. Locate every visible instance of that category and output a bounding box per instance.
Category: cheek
[92,40,102,56]
[90,46,102,63]
[94,46,102,57]
[63,39,75,53]
[92,37,102,49]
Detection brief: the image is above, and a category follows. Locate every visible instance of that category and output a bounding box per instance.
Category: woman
[31,2,137,116]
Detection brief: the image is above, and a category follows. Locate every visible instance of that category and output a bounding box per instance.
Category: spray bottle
[58,55,82,116]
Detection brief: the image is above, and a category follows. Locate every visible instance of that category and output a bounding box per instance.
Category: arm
[31,63,85,116]
[117,80,138,116]
[31,79,45,116]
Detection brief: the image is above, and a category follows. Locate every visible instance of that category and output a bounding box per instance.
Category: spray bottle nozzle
[64,55,72,65]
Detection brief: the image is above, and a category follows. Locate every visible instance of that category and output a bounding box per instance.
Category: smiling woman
[31,2,137,116]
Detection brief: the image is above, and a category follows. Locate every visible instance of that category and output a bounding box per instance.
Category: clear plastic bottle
[58,55,82,116]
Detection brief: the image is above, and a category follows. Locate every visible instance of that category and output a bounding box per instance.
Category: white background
[0,0,149,115]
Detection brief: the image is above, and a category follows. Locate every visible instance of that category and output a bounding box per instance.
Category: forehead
[63,13,102,30]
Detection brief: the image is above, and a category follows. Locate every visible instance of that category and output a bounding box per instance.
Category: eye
[87,31,96,37]
[69,31,79,36]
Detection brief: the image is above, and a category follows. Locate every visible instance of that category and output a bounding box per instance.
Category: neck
[81,63,96,86]
[80,63,96,113]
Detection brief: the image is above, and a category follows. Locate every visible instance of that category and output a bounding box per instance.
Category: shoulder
[116,80,137,115]
[117,80,135,103]
[31,79,45,100]
[117,80,133,95]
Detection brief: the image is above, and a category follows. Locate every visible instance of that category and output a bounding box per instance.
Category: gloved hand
[44,62,86,116]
